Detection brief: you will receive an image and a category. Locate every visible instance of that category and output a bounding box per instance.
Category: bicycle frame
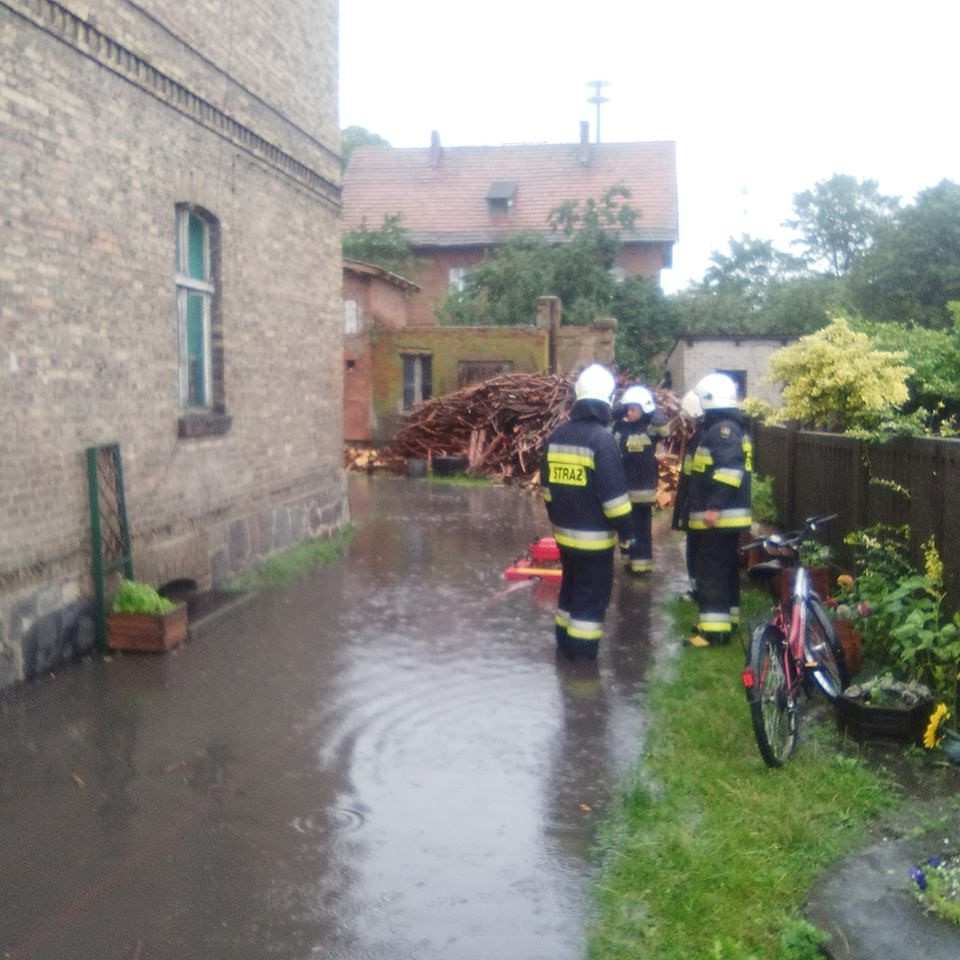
[766,566,809,702]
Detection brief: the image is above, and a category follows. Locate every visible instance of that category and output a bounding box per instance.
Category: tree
[612,276,679,379]
[341,126,390,168]
[701,235,803,307]
[671,236,837,336]
[856,310,960,421]
[440,185,639,328]
[767,316,912,432]
[785,175,899,277]
[342,213,419,278]
[849,180,960,328]
[440,234,557,326]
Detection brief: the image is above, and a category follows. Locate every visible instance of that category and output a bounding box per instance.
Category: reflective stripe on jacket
[686,414,753,530]
[541,403,633,551]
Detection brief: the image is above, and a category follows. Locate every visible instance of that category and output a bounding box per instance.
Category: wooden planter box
[832,618,864,676]
[836,695,934,743]
[108,604,188,652]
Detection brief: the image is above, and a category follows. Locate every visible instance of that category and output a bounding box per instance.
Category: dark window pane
[421,356,432,402]
[403,355,415,410]
[186,292,206,405]
[188,213,207,281]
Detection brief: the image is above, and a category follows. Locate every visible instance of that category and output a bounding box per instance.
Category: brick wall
[667,339,794,406]
[408,247,489,326]
[343,269,411,333]
[371,327,550,444]
[0,0,344,686]
[615,242,669,277]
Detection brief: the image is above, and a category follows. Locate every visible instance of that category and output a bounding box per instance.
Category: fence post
[851,438,869,530]
[784,427,798,528]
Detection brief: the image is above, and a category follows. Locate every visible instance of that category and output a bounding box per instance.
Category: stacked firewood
[390,373,575,481]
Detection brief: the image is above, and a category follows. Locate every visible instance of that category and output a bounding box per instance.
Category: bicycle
[740,514,849,767]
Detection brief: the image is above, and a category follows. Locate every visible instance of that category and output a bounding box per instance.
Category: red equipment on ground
[504,537,562,582]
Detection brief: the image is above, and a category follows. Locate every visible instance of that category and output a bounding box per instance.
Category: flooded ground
[0,477,685,959]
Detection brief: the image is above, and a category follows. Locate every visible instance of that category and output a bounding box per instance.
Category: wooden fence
[753,425,960,607]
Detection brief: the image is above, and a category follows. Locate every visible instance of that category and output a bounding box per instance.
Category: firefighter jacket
[613,411,669,505]
[541,401,633,551]
[685,411,753,530]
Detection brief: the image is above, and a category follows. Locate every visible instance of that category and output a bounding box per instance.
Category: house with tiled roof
[343,125,678,327]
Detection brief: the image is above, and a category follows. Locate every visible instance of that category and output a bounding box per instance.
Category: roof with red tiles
[342,139,678,248]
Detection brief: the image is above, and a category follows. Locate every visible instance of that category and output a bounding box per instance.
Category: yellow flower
[923,536,944,590]
[923,703,951,750]
[836,574,854,591]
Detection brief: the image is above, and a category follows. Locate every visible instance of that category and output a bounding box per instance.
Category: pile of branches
[389,373,574,481]
[388,374,698,499]
[653,387,697,508]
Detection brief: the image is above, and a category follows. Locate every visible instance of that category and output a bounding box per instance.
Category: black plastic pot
[836,695,934,743]
[432,455,468,477]
[406,458,427,479]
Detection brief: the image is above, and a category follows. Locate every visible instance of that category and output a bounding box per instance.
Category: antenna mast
[586,80,610,144]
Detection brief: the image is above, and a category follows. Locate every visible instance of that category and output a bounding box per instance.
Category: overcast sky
[340,0,960,292]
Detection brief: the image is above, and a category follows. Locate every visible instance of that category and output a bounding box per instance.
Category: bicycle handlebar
[738,513,838,556]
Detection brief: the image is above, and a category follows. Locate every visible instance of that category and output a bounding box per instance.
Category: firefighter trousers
[555,546,615,660]
[627,503,653,573]
[693,530,741,640]
[685,530,702,598]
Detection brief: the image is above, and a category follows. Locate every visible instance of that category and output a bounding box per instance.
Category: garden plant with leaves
[838,528,960,712]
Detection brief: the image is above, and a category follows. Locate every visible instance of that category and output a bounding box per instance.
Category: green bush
[112,579,176,615]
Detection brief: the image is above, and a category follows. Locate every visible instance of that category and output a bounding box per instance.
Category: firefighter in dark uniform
[683,373,753,647]
[542,364,633,661]
[613,385,669,574]
[671,389,705,596]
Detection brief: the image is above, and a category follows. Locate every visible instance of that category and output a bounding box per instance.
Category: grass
[427,472,492,487]
[589,589,897,960]
[225,525,355,592]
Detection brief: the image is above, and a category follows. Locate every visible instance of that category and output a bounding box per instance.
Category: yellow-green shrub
[768,315,912,431]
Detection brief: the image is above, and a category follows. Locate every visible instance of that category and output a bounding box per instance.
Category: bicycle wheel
[746,625,797,767]
[804,598,849,700]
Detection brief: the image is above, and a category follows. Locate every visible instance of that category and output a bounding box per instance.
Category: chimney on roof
[578,121,591,166]
[430,130,442,168]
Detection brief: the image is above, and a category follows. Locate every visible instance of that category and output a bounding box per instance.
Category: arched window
[175,206,217,408]
[175,206,229,438]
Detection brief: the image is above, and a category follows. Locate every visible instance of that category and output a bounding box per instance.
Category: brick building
[0,0,344,687]
[343,258,419,444]
[342,127,678,327]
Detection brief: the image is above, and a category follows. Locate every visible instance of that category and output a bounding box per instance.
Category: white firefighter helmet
[694,372,739,411]
[620,385,656,414]
[681,389,704,419]
[574,364,616,405]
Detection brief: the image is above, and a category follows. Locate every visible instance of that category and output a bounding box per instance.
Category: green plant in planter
[112,579,176,615]
[842,531,960,713]
[840,524,915,651]
[843,672,932,708]
[888,539,960,712]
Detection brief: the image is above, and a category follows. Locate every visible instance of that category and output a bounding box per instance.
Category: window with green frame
[175,207,216,408]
